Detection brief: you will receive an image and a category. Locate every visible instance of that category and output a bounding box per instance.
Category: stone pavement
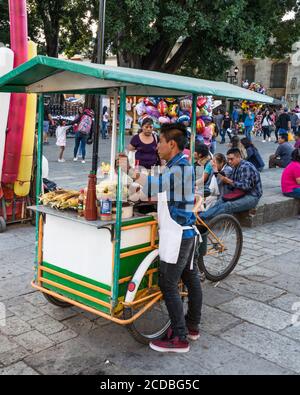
[0,217,300,375]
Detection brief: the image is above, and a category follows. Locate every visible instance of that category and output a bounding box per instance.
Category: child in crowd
[56,119,72,162]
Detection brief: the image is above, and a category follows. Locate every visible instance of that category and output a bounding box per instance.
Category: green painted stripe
[42,262,111,314]
[122,215,154,227]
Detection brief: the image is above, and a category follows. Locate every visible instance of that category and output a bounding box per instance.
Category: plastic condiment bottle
[100,192,112,221]
[78,189,85,217]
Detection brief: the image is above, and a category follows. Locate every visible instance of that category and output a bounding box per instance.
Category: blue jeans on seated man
[283,188,300,199]
[200,194,260,221]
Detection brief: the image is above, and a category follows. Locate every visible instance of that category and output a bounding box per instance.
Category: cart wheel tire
[199,214,243,282]
[43,292,72,308]
[123,249,171,345]
[0,217,6,233]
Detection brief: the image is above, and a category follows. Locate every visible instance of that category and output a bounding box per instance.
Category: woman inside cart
[119,123,202,354]
[127,117,160,170]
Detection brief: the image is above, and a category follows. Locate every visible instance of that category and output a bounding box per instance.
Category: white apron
[157,190,201,267]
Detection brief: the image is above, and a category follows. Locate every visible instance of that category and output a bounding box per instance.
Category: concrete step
[235,168,300,227]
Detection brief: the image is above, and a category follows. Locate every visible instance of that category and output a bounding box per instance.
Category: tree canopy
[0,0,299,80]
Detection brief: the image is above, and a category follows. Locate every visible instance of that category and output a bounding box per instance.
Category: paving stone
[264,274,300,297]
[0,334,19,354]
[0,361,39,375]
[237,266,279,282]
[48,329,78,344]
[0,273,34,301]
[0,346,29,366]
[261,253,300,278]
[201,284,237,307]
[220,323,300,373]
[218,297,292,332]
[28,315,65,335]
[63,315,98,335]
[200,305,241,335]
[269,294,300,313]
[24,338,106,375]
[40,304,78,321]
[218,274,285,302]
[8,301,45,322]
[280,325,300,342]
[0,316,32,337]
[24,292,48,306]
[14,330,55,353]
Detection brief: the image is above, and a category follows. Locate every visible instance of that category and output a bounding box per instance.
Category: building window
[270,63,288,88]
[243,64,255,83]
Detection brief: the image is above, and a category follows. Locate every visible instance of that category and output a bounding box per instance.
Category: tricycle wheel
[123,250,170,345]
[43,292,72,308]
[0,217,6,233]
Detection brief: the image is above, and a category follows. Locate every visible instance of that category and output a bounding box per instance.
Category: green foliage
[0,0,9,45]
[0,0,299,79]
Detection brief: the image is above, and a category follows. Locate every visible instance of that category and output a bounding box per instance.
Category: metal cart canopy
[0,55,277,103]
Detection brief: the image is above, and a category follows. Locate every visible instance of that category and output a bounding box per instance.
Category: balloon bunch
[240,80,266,112]
[135,96,214,134]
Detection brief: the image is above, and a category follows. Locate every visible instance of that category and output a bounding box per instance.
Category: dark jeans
[269,154,284,168]
[284,188,300,198]
[262,126,271,140]
[101,121,108,139]
[220,128,232,143]
[159,238,202,339]
[74,132,88,159]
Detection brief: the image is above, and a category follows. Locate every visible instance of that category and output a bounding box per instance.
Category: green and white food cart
[0,56,277,344]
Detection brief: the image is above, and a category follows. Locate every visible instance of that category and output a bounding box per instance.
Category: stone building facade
[229,41,300,108]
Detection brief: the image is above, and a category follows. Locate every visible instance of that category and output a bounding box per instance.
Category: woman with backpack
[241,137,265,172]
[127,117,160,170]
[73,108,94,164]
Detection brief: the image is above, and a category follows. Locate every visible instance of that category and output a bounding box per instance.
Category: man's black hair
[279,133,288,142]
[160,123,187,151]
[195,142,209,157]
[227,147,242,157]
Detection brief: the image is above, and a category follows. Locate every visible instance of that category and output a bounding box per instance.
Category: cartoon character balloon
[168,104,179,117]
[179,98,192,111]
[135,101,147,116]
[146,105,160,118]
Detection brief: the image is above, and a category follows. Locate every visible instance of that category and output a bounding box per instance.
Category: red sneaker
[187,328,200,341]
[150,337,190,353]
[163,327,200,341]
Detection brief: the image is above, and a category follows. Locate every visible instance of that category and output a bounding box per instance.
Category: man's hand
[219,175,234,185]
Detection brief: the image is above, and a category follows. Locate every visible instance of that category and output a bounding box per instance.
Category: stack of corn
[40,190,80,210]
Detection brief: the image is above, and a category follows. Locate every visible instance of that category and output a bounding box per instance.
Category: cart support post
[190,94,197,164]
[112,86,126,308]
[34,93,44,282]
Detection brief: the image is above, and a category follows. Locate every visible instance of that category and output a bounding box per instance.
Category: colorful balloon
[144,97,156,106]
[165,97,177,104]
[146,105,160,118]
[197,97,207,108]
[135,101,147,116]
[170,116,179,123]
[178,115,191,124]
[157,100,168,116]
[168,104,179,117]
[179,98,192,111]
[159,116,171,124]
[196,118,205,134]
